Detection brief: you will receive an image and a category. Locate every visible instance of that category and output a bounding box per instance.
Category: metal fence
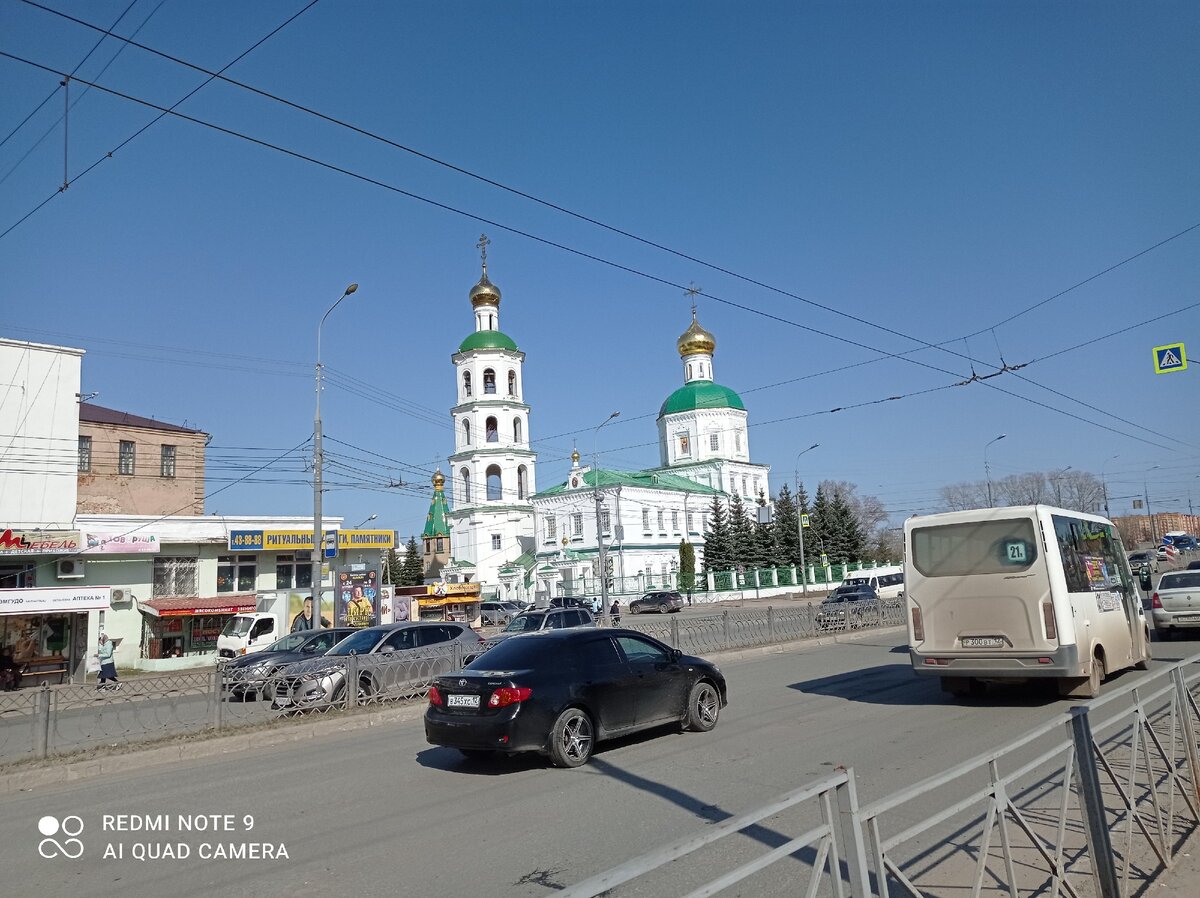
[560,651,1200,898]
[0,600,903,763]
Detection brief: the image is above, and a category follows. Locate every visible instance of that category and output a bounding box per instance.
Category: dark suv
[630,591,685,614]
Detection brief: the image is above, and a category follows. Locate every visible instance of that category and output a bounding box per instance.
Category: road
[4,628,1197,898]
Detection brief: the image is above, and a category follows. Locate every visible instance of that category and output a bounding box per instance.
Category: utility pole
[794,443,819,596]
[593,412,619,625]
[1145,465,1161,544]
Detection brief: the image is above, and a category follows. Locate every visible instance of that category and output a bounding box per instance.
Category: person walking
[609,599,621,625]
[96,633,119,690]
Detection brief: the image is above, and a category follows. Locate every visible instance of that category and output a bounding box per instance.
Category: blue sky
[2,1,1198,536]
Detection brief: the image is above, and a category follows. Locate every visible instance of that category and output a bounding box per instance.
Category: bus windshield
[911,518,1039,578]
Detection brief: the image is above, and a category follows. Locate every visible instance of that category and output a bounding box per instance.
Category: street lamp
[793,443,819,596]
[1144,465,1161,544]
[312,282,359,629]
[593,412,619,625]
[983,434,1007,506]
[1101,454,1119,517]
[355,514,378,529]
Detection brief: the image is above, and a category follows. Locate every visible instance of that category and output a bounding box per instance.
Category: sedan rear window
[1160,573,1200,590]
[466,637,565,670]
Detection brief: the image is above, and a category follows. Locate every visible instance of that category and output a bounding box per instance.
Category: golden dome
[677,312,716,357]
[469,270,501,307]
[570,448,581,465]
[432,469,445,490]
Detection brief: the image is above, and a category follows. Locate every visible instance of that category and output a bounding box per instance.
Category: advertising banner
[227,529,395,551]
[0,585,112,615]
[82,532,160,554]
[284,590,334,632]
[0,529,82,556]
[335,568,381,629]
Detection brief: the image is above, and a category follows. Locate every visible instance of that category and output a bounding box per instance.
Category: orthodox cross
[476,233,491,272]
[684,282,702,318]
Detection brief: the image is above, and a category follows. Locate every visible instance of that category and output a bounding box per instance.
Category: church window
[642,509,651,533]
[483,369,496,394]
[671,510,679,532]
[507,370,517,396]
[572,513,584,537]
[687,363,693,379]
[687,512,695,532]
[486,416,499,443]
[491,534,502,550]
[709,433,719,451]
[513,417,523,443]
[600,508,611,535]
[462,371,472,397]
[424,539,431,554]
[677,432,690,457]
[741,475,749,495]
[486,465,503,500]
[517,465,528,500]
[460,468,472,503]
[735,431,742,453]
[753,476,761,497]
[462,419,471,446]
[436,537,444,553]
[545,517,557,541]
[729,475,736,493]
[657,509,665,532]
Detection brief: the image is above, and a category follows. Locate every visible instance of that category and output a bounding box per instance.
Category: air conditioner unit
[111,588,129,605]
[56,558,85,579]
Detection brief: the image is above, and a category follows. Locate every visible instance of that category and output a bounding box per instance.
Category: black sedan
[629,591,685,614]
[425,629,727,768]
[221,628,356,699]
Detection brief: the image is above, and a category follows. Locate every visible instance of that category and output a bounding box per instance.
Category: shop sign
[82,532,160,554]
[228,529,395,551]
[337,529,396,550]
[428,581,480,597]
[0,585,111,614]
[0,529,82,556]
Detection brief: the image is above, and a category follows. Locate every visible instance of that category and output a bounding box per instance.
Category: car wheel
[684,681,720,732]
[549,707,594,768]
[1135,635,1152,671]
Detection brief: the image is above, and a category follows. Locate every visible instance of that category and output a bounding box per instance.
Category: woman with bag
[96,633,120,691]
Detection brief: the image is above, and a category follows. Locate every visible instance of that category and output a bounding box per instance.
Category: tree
[773,483,802,567]
[827,486,867,561]
[678,540,696,594]
[809,484,832,563]
[399,537,424,586]
[727,493,755,569]
[702,496,731,573]
[382,547,402,584]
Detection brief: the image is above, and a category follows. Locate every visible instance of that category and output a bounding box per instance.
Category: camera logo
[38,815,84,859]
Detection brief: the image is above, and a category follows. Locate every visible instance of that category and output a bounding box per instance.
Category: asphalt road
[4,628,1198,898]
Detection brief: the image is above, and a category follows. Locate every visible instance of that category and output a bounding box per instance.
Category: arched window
[688,363,693,379]
[462,371,472,397]
[513,417,523,443]
[483,369,496,394]
[460,467,472,504]
[507,370,517,396]
[424,538,431,554]
[486,465,502,501]
[517,465,528,500]
[462,419,471,446]
[486,416,499,443]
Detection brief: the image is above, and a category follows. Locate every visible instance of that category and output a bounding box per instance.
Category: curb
[0,625,906,794]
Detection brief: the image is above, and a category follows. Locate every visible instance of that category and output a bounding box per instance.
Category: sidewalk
[1151,842,1200,896]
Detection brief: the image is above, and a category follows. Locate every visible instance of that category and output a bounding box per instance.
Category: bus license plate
[962,636,1004,648]
[447,694,480,708]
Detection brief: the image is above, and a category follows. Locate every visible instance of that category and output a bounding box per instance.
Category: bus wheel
[1135,635,1152,671]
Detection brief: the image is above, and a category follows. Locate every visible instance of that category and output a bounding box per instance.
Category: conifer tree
[678,539,696,594]
[399,537,425,586]
[702,496,731,573]
[382,547,402,584]
[727,493,755,569]
[773,483,801,567]
[750,488,775,568]
[809,485,831,564]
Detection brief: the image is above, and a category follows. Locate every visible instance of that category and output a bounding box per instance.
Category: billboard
[335,568,381,629]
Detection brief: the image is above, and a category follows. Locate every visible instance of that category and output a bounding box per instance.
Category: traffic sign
[819,553,829,566]
[324,529,339,559]
[1153,343,1187,374]
[800,514,811,529]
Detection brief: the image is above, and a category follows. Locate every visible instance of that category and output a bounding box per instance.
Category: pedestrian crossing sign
[800,514,811,529]
[1153,343,1186,374]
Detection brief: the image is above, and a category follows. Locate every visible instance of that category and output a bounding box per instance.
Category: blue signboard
[229,530,264,550]
[1153,343,1187,374]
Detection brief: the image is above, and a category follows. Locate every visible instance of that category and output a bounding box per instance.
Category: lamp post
[593,412,619,625]
[793,443,819,596]
[312,283,359,630]
[355,514,377,529]
[1144,465,1161,545]
[983,434,1007,507]
[1101,454,1119,517]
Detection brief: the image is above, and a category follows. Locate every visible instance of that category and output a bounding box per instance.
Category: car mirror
[671,648,682,661]
[1139,572,1152,592]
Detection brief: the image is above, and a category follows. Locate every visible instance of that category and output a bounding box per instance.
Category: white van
[905,506,1152,699]
[841,566,904,601]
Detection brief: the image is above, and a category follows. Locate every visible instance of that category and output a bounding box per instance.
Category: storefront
[0,585,112,685]
[139,594,256,666]
[412,582,482,625]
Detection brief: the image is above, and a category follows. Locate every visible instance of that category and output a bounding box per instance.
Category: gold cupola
[469,232,501,308]
[677,310,716,357]
[432,469,446,491]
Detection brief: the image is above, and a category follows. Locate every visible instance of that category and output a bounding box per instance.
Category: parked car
[425,628,727,767]
[271,622,481,711]
[815,584,878,630]
[629,591,685,614]
[549,596,593,610]
[1188,560,1200,571]
[222,627,356,699]
[1157,544,1179,561]
[1128,551,1160,575]
[476,608,595,656]
[480,601,522,627]
[1150,570,1200,638]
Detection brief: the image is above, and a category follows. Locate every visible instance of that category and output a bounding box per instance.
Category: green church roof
[658,381,745,417]
[421,486,450,538]
[533,467,723,499]
[458,330,518,353]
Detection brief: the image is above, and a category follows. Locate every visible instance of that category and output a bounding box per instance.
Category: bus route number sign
[1005,541,1028,564]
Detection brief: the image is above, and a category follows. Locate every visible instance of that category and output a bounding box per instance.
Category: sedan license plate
[962,636,1005,648]
[446,694,480,708]
[1176,615,1200,623]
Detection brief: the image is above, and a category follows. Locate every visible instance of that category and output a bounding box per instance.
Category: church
[423,238,770,603]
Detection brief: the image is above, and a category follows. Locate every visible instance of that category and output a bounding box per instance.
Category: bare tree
[939,481,989,511]
[996,472,1049,505]
[940,469,1106,513]
[820,480,890,549]
[1054,470,1105,512]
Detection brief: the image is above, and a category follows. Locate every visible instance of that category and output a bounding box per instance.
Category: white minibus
[841,565,904,601]
[905,505,1152,699]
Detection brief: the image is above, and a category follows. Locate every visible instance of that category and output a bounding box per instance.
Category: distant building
[77,402,208,516]
[422,470,451,581]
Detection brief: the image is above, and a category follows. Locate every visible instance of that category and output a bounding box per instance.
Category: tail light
[488,686,532,708]
[1152,593,1163,609]
[1042,602,1058,641]
[428,686,444,706]
[911,607,924,642]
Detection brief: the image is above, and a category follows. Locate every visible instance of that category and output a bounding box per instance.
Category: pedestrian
[96,633,119,690]
[0,646,20,691]
[609,599,621,625]
[591,596,601,615]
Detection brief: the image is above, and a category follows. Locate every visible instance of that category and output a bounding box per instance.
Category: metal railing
[561,651,1200,898]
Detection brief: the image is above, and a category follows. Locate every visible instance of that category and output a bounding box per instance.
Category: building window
[735,431,742,453]
[517,464,528,500]
[513,417,523,444]
[483,368,496,394]
[463,371,472,397]
[275,552,313,589]
[118,440,135,475]
[153,556,197,597]
[687,512,695,532]
[572,512,584,537]
[463,419,471,446]
[160,444,177,478]
[486,416,499,443]
[78,435,92,472]
[657,509,665,532]
[642,509,651,533]
[545,517,557,542]
[508,370,517,396]
[486,464,502,500]
[217,554,257,593]
[671,510,680,532]
[742,475,749,495]
[491,534,502,550]
[600,508,611,535]
[436,537,445,553]
[753,476,761,498]
[424,539,431,555]
[709,433,719,451]
[730,475,737,494]
[677,433,690,457]
[460,467,472,504]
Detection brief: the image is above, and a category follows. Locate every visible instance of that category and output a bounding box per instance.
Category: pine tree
[773,484,801,567]
[382,547,401,584]
[399,537,425,586]
[727,493,755,569]
[749,488,775,568]
[702,495,731,573]
[678,539,696,594]
[809,485,831,564]
[827,487,867,562]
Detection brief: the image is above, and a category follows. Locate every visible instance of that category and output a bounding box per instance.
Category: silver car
[1150,570,1200,638]
[271,622,482,711]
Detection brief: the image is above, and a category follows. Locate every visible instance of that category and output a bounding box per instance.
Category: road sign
[1133,499,1143,509]
[324,529,339,559]
[819,553,829,566]
[1153,343,1187,374]
[800,514,811,529]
